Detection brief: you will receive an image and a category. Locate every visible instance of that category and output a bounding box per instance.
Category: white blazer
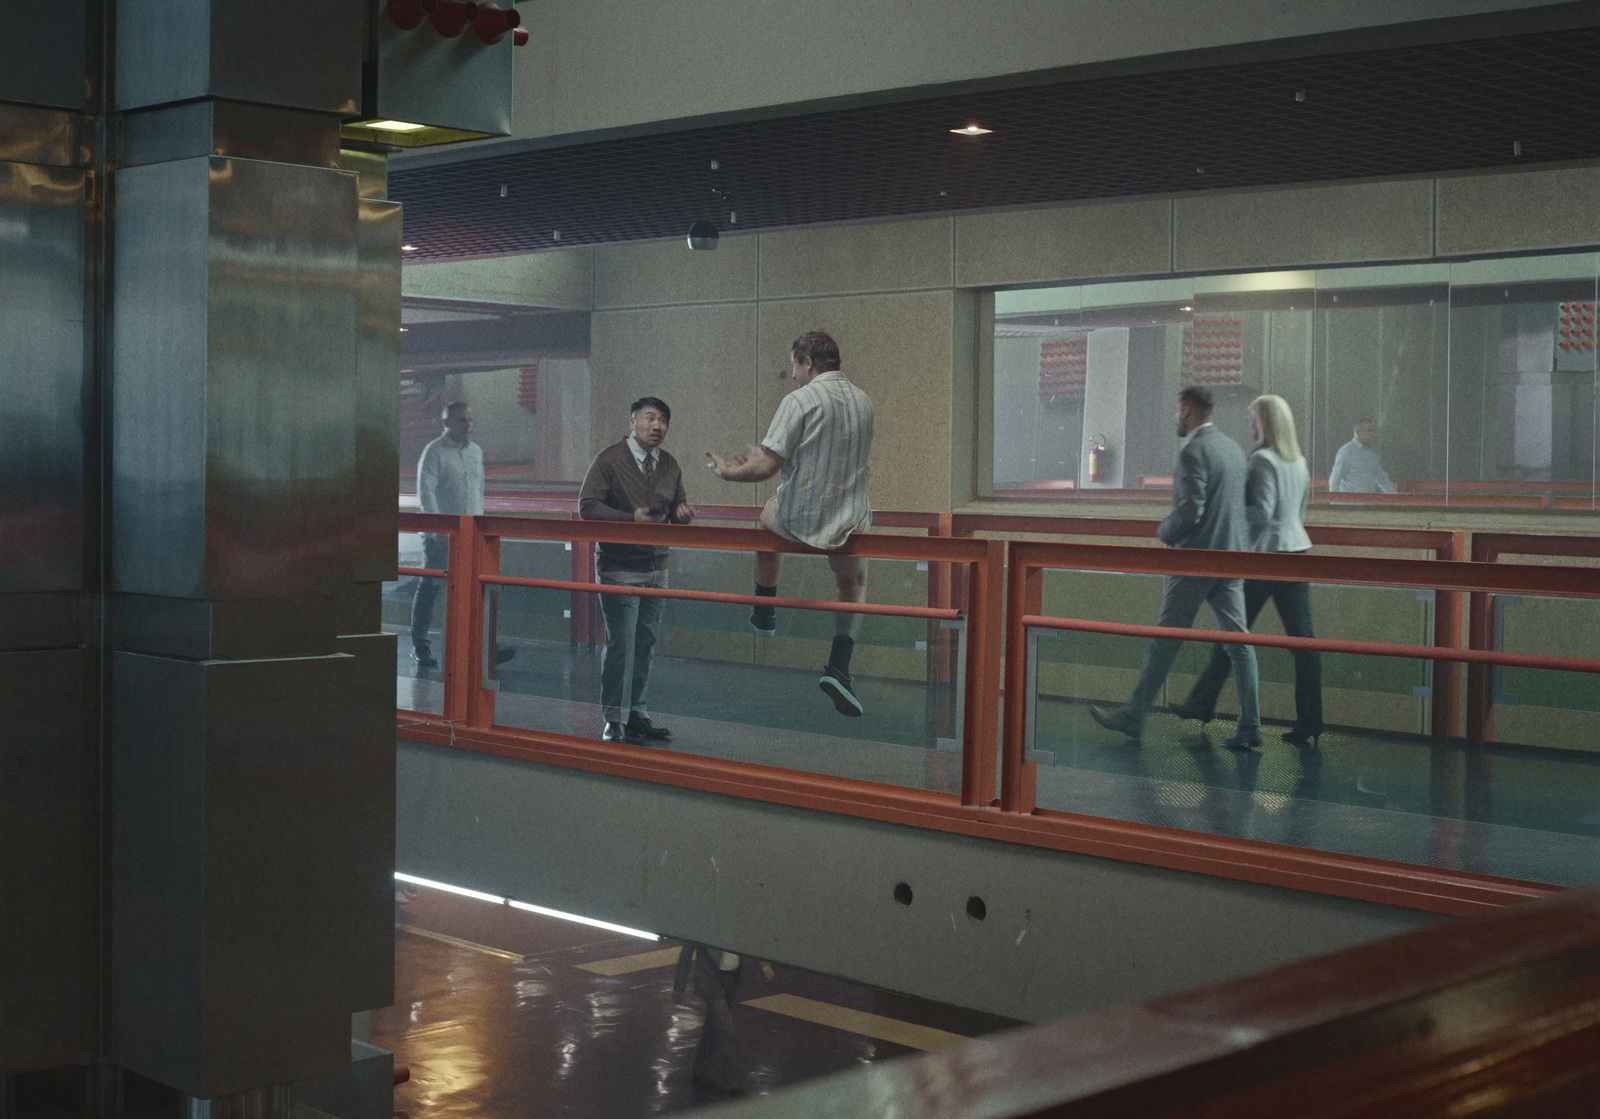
[1246,448,1312,554]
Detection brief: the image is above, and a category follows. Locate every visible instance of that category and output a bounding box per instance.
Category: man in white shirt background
[1327,417,1397,494]
[411,401,486,668]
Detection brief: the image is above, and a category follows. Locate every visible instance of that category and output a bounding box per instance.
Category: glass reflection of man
[410,401,483,668]
[1328,417,1396,494]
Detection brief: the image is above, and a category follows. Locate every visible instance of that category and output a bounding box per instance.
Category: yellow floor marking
[743,994,970,1052]
[397,923,525,961]
[575,946,684,976]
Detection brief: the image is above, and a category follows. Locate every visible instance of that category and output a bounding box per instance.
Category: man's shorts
[759,495,868,579]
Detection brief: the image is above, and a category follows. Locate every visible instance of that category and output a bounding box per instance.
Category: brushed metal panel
[354,199,401,585]
[375,16,513,136]
[0,161,87,594]
[113,652,359,1096]
[117,0,361,114]
[0,648,92,1075]
[120,103,343,171]
[0,105,88,168]
[0,593,88,652]
[337,632,398,1012]
[113,156,359,600]
[0,0,89,111]
[113,595,338,660]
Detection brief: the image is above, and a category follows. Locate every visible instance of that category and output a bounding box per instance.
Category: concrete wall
[398,739,1440,1024]
[501,0,1568,142]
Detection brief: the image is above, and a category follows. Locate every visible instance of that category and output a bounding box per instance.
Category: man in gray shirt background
[1328,417,1397,494]
[411,401,485,668]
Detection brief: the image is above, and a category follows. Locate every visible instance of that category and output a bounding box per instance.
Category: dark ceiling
[390,16,1600,262]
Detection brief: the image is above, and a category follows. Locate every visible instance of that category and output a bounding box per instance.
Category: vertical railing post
[465,522,500,730]
[441,516,474,722]
[960,538,1005,808]
[1431,530,1466,741]
[1465,534,1494,746]
[929,513,956,690]
[999,544,1039,814]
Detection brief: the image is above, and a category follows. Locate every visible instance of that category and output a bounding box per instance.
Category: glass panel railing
[389,529,447,714]
[1024,625,1600,886]
[1489,593,1600,752]
[484,553,965,794]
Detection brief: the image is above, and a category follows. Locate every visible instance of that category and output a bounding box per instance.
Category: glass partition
[482,550,966,794]
[389,529,447,715]
[994,252,1600,510]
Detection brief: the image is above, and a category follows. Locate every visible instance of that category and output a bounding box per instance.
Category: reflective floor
[394,636,1600,888]
[377,882,1017,1117]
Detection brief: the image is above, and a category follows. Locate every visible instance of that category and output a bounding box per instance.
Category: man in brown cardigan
[579,397,694,744]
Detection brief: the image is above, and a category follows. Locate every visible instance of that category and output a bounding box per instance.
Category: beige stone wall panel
[955,200,1171,287]
[1436,167,1600,257]
[758,219,953,298]
[589,303,757,507]
[1174,181,1434,272]
[594,235,758,308]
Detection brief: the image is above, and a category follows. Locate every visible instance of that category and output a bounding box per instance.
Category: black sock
[829,635,855,675]
[752,583,777,624]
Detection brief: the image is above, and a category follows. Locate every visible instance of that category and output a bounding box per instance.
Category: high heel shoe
[1282,728,1321,748]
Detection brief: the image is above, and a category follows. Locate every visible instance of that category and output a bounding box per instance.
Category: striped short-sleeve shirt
[760,370,874,550]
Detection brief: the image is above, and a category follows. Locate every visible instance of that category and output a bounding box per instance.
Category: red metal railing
[392,510,1600,916]
[1467,531,1600,746]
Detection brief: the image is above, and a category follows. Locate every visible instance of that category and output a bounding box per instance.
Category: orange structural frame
[393,508,1600,917]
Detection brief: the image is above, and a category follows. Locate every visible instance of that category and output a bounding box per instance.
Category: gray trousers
[1127,575,1260,730]
[599,568,668,724]
[409,535,449,651]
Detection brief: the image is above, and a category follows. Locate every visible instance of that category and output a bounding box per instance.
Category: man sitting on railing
[706,330,876,718]
[579,396,695,745]
[1090,386,1263,750]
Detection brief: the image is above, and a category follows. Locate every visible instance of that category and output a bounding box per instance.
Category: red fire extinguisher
[1087,434,1107,484]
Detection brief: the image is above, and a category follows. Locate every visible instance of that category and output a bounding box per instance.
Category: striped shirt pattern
[760,370,874,550]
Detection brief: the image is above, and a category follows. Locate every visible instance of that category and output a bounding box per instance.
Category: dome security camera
[687,220,719,250]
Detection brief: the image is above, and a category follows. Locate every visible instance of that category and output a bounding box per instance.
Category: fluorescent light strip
[394,872,660,942]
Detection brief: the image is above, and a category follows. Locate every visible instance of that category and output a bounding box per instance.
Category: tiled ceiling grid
[390,27,1600,262]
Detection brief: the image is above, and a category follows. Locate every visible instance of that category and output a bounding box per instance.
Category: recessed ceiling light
[402,244,419,251]
[366,119,429,132]
[1180,305,1193,312]
[951,124,993,136]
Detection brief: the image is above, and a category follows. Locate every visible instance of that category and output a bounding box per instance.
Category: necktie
[642,453,654,493]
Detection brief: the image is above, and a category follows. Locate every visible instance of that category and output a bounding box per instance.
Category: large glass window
[992,253,1600,510]
[399,299,593,502]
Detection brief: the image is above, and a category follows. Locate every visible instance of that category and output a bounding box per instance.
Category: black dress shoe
[1282,728,1321,748]
[602,721,629,742]
[1171,701,1214,724]
[1221,727,1264,751]
[625,715,672,741]
[495,645,517,665]
[411,646,438,668]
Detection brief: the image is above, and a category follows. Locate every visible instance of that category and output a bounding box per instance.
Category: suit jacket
[1245,448,1312,554]
[1157,424,1249,551]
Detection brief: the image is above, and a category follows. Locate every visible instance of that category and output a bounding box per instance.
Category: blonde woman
[1174,395,1324,746]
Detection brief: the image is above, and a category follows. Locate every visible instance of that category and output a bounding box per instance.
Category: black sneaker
[749,609,776,636]
[411,646,438,668]
[625,715,672,742]
[818,666,864,717]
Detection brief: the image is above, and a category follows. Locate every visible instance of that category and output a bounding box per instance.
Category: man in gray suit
[1091,387,1262,750]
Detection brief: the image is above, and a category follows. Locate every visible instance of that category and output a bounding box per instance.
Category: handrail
[705,883,1600,1117]
[479,573,960,620]
[1024,615,1600,674]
